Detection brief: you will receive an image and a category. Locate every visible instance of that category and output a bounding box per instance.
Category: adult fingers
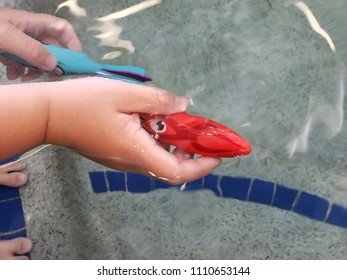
[21,68,43,82]
[0,20,57,71]
[24,14,82,51]
[36,34,61,47]
[0,11,81,71]
[0,55,25,80]
[0,8,81,51]
[6,63,25,80]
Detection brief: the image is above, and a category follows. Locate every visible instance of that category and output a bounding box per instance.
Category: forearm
[0,77,130,160]
[0,78,109,160]
[0,82,49,160]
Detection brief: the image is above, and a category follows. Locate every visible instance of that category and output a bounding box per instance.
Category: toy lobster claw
[1,44,252,158]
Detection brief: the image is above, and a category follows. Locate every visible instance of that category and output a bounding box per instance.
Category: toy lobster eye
[150,119,167,133]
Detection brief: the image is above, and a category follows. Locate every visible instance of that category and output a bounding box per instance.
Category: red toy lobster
[140,112,252,158]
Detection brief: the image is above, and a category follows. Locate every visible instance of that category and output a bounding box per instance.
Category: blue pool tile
[153,179,172,189]
[89,172,108,193]
[248,179,274,205]
[185,178,203,191]
[0,229,27,240]
[0,198,25,233]
[203,174,220,196]
[0,156,27,246]
[220,177,251,201]
[292,192,329,221]
[0,155,20,165]
[127,173,152,193]
[272,184,299,210]
[0,186,20,201]
[326,204,347,228]
[106,171,126,192]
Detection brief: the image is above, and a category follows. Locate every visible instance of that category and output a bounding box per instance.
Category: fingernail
[18,173,28,184]
[176,97,189,111]
[43,55,57,71]
[19,162,26,169]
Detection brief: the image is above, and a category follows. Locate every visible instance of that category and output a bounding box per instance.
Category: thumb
[0,21,56,71]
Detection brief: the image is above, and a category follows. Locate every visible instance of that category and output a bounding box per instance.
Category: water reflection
[55,0,86,17]
[295,1,336,52]
[89,0,161,60]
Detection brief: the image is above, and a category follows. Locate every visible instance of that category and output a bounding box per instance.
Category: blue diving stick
[1,44,152,84]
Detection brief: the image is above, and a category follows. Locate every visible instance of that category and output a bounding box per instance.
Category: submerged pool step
[0,156,29,257]
[89,171,347,229]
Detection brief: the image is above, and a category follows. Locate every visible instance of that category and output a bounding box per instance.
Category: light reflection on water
[55,0,161,59]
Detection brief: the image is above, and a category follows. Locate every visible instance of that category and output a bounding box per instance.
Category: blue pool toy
[1,44,152,84]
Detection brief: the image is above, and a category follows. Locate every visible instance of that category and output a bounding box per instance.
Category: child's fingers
[0,172,28,187]
[0,238,32,260]
[0,162,26,172]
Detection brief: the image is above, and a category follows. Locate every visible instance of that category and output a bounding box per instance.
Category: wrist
[44,80,74,147]
[44,77,103,149]
[0,82,50,159]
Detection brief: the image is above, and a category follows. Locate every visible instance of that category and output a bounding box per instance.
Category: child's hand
[0,8,81,80]
[45,78,221,184]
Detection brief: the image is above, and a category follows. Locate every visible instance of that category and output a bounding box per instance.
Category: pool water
[1,0,346,259]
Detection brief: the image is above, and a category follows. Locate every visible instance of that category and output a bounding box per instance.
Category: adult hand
[45,78,222,184]
[0,8,81,80]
